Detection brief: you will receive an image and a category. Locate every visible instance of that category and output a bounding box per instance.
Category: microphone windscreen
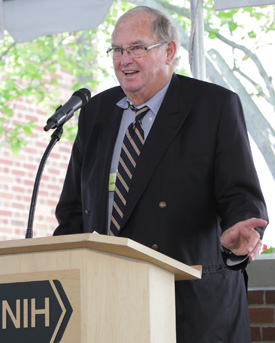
[73,88,91,106]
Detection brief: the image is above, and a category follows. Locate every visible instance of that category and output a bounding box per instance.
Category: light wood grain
[0,234,202,342]
[0,234,202,281]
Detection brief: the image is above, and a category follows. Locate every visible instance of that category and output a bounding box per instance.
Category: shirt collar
[116,77,172,115]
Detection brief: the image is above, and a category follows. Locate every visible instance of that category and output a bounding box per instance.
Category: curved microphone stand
[25,126,63,239]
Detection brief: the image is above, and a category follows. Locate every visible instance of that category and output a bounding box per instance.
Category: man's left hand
[220,218,267,261]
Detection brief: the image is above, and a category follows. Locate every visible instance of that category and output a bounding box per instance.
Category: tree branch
[207,48,275,179]
[233,67,273,105]
[0,41,16,60]
[138,0,275,110]
[209,29,275,109]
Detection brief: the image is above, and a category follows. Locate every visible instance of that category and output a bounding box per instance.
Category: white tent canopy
[1,0,275,43]
[0,0,113,42]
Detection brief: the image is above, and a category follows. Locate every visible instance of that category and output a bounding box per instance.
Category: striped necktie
[110,104,150,236]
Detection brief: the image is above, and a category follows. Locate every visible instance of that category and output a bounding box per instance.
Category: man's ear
[166,40,177,65]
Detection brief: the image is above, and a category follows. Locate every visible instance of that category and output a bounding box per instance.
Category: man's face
[111,13,173,105]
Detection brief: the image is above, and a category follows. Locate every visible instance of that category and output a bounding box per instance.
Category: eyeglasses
[107,41,167,59]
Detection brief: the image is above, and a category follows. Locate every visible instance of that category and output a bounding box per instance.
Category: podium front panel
[0,246,177,343]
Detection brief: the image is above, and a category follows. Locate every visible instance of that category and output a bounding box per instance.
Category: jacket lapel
[120,74,192,231]
[94,104,123,234]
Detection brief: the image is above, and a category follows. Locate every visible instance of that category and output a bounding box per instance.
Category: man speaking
[54,6,268,342]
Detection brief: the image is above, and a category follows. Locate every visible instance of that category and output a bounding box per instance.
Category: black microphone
[44,88,91,131]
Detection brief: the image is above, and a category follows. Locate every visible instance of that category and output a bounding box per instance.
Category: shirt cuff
[221,245,249,267]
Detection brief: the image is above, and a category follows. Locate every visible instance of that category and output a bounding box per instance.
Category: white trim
[247,258,275,289]
[214,0,275,10]
[256,253,275,260]
[248,286,275,291]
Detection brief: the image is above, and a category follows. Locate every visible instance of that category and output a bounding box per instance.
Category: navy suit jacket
[54,74,268,342]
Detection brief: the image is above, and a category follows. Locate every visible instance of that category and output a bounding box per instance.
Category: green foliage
[262,247,275,254]
[216,9,239,20]
[205,1,275,42]
[228,22,238,33]
[0,120,36,155]
[208,29,219,39]
[0,0,138,154]
[248,30,257,38]
[0,30,102,152]
[0,0,274,155]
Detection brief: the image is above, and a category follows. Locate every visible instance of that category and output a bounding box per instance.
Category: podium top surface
[0,233,201,281]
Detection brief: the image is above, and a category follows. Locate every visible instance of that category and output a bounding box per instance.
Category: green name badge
[109,173,116,191]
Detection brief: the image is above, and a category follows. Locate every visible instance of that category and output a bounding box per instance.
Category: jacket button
[159,201,167,208]
[152,244,159,251]
[84,209,90,216]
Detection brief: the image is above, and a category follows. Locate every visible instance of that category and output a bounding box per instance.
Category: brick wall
[0,69,76,240]
[249,290,275,342]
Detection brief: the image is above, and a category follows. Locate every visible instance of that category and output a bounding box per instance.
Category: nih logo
[0,280,73,343]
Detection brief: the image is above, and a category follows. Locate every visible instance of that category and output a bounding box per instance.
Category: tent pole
[190,0,206,80]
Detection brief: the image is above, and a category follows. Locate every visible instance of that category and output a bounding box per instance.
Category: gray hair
[112,6,180,63]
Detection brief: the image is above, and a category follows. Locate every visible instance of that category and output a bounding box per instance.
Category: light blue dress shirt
[107,79,171,231]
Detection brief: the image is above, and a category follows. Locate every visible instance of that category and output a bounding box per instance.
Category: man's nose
[120,49,133,64]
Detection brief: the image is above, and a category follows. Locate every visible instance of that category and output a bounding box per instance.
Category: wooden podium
[0,234,201,343]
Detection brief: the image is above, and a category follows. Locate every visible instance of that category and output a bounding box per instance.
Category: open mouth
[123,70,139,76]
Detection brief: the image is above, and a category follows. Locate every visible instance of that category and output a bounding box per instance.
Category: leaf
[208,32,216,39]
[23,126,33,135]
[229,22,238,32]
[248,31,257,38]
[208,28,219,40]
[217,9,238,19]
[10,143,19,156]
